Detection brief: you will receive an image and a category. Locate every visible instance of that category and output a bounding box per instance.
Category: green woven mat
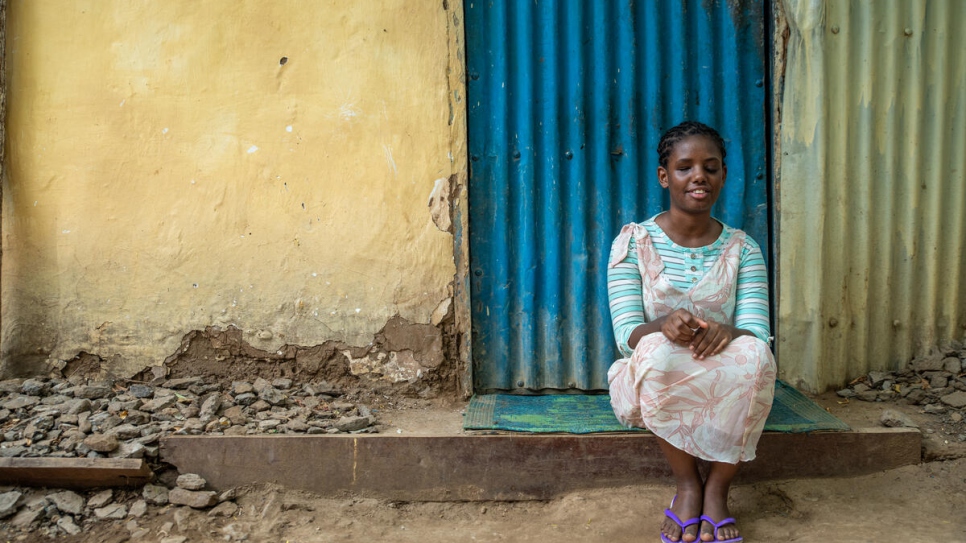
[464,380,849,434]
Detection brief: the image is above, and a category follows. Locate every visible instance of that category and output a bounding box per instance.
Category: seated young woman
[607,121,776,543]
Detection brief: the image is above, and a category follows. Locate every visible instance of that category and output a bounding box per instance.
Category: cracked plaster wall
[1,1,466,377]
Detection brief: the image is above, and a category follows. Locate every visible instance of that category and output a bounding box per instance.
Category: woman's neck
[654,209,722,248]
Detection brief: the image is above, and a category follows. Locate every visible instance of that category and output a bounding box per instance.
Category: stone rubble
[838,341,966,443]
[0,373,380,537]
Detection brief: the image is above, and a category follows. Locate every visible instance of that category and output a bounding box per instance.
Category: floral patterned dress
[607,223,777,463]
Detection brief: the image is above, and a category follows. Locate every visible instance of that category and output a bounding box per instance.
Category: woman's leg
[656,437,703,542]
[700,462,740,541]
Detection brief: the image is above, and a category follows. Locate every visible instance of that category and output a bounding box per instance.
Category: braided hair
[656,121,726,168]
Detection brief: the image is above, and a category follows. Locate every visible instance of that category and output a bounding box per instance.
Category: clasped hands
[662,308,734,360]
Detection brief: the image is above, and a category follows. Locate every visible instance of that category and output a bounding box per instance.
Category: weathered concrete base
[0,458,154,489]
[162,428,920,501]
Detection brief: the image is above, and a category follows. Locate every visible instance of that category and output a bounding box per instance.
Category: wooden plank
[161,429,920,501]
[0,457,154,488]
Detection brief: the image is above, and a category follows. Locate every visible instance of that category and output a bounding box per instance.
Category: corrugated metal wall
[777,0,966,392]
[466,0,769,393]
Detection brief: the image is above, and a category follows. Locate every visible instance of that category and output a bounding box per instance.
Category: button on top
[690,266,697,272]
[691,277,698,283]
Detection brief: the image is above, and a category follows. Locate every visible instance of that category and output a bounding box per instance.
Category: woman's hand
[660,309,706,346]
[689,320,743,359]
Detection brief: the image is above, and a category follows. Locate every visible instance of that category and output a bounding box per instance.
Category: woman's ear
[657,166,668,188]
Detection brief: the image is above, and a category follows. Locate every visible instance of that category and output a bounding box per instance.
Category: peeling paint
[427,175,454,233]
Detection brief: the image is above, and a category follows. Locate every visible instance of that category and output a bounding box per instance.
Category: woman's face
[657,135,726,215]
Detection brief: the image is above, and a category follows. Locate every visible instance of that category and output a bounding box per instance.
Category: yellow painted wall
[2,1,466,376]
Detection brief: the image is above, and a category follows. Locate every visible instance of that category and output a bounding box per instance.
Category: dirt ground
[4,391,965,543]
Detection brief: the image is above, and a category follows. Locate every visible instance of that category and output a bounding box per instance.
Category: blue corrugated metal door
[466,0,768,393]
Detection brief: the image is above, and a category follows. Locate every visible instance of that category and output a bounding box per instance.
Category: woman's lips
[688,189,709,200]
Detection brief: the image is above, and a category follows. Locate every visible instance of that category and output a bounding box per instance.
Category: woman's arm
[689,238,771,358]
[607,236,646,357]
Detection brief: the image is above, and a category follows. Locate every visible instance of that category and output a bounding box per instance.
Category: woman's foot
[699,492,740,542]
[662,490,702,542]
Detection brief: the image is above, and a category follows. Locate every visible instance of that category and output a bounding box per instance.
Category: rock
[174,507,192,530]
[208,501,239,517]
[199,394,221,422]
[234,393,257,406]
[177,473,207,490]
[880,409,919,428]
[940,391,966,408]
[906,389,928,404]
[128,384,155,398]
[250,399,272,413]
[335,416,371,432]
[75,385,112,399]
[84,433,119,452]
[68,398,92,415]
[218,488,237,502]
[0,446,27,458]
[142,484,170,506]
[231,381,254,395]
[223,405,247,425]
[930,375,949,389]
[252,378,271,394]
[3,395,41,410]
[9,507,41,528]
[56,515,82,535]
[867,371,891,388]
[47,490,84,515]
[272,378,293,390]
[943,357,963,374]
[0,379,25,393]
[94,503,128,519]
[87,489,114,509]
[129,499,148,517]
[108,423,142,440]
[160,537,189,543]
[877,391,897,401]
[21,379,49,396]
[109,441,146,459]
[258,387,285,405]
[913,354,946,372]
[258,419,282,430]
[923,404,946,414]
[168,488,218,509]
[282,419,310,432]
[0,491,22,519]
[950,411,963,423]
[141,395,178,412]
[857,390,879,402]
[163,377,203,390]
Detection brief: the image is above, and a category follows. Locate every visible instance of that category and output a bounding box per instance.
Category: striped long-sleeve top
[607,217,771,357]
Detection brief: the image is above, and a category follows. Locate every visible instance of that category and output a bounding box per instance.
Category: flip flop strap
[700,515,737,536]
[665,509,701,529]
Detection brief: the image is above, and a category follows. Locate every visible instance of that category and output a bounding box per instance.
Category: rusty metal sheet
[776,0,966,391]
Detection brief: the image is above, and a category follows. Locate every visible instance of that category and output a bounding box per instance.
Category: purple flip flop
[699,515,743,543]
[660,496,700,543]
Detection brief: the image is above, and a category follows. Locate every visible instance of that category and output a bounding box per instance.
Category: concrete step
[161,428,920,501]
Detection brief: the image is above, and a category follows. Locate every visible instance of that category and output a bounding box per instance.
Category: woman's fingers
[690,323,730,359]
